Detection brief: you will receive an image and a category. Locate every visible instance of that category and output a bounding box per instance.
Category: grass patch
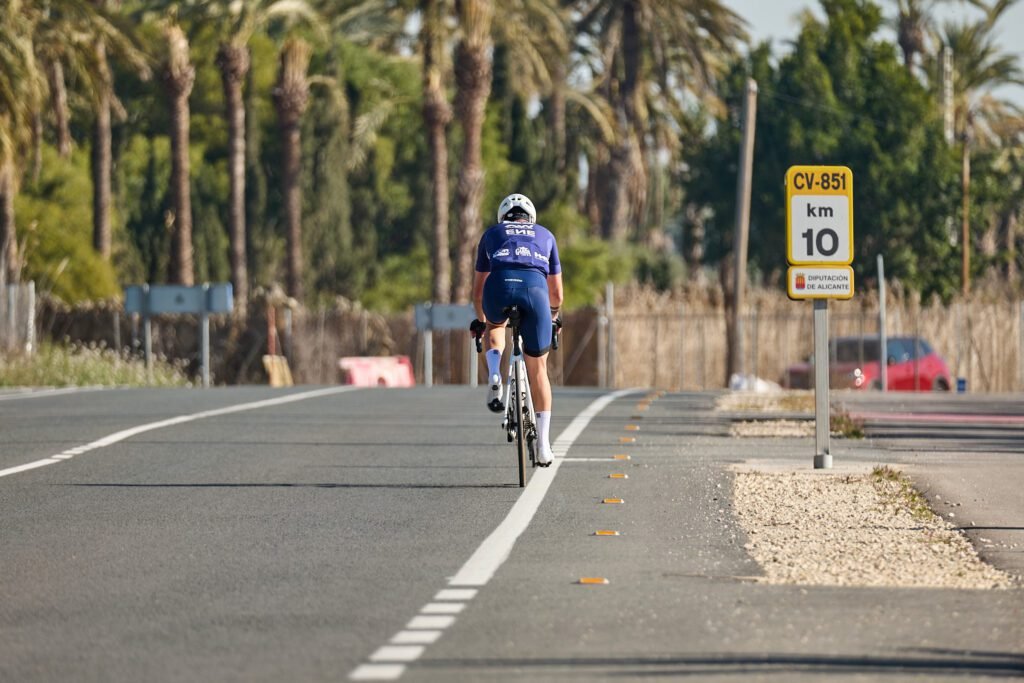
[0,342,190,388]
[830,410,866,438]
[871,465,935,521]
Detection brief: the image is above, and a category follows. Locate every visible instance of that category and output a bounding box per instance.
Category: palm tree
[449,0,568,303]
[0,0,45,288]
[575,0,746,242]
[185,0,322,316]
[162,22,196,286]
[273,37,312,301]
[86,0,148,261]
[421,0,453,304]
[930,0,1024,292]
[450,0,493,304]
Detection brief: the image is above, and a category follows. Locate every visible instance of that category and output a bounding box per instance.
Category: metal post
[679,304,686,391]
[467,335,477,387]
[7,284,16,351]
[597,309,608,388]
[942,45,954,145]
[26,281,35,354]
[424,330,433,387]
[813,299,832,469]
[200,284,210,388]
[201,311,210,388]
[144,315,153,380]
[878,255,887,391]
[605,282,615,388]
[1019,301,1023,391]
[731,79,758,379]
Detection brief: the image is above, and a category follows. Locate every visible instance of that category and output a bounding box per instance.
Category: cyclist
[471,193,563,467]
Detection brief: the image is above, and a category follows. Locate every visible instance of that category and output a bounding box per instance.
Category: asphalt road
[836,391,1024,578]
[1,386,1022,682]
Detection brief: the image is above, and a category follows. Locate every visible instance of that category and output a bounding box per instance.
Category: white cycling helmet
[497,193,537,223]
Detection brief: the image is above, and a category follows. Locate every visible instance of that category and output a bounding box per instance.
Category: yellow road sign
[786,166,854,266]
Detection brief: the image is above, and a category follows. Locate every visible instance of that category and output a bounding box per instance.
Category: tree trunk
[273,38,311,302]
[422,0,452,304]
[217,42,250,316]
[600,1,645,243]
[163,25,195,286]
[47,59,72,158]
[550,60,567,195]
[92,41,113,260]
[0,159,15,287]
[452,0,493,304]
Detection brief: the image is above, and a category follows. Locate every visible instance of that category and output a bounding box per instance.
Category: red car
[783,336,952,391]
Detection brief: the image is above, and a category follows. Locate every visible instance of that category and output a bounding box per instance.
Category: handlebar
[552,318,563,351]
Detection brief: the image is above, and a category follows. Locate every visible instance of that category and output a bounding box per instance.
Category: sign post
[785,165,855,469]
[414,303,476,387]
[125,283,233,388]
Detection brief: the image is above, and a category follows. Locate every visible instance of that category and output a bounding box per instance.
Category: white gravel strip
[731,464,1014,590]
[730,420,814,438]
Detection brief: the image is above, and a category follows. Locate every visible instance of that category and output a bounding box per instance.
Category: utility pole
[731,78,758,380]
[962,112,973,296]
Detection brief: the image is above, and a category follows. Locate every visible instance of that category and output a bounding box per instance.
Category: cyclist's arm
[473,270,489,322]
[547,273,563,319]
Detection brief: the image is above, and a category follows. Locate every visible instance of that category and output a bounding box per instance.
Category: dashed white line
[0,386,361,480]
[434,588,476,601]
[349,664,406,681]
[420,602,464,615]
[405,615,455,630]
[370,646,424,663]
[390,630,442,645]
[347,389,637,681]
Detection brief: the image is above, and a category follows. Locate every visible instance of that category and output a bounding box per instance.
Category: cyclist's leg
[482,274,511,412]
[520,276,555,463]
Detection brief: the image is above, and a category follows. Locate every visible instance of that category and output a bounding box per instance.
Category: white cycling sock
[485,349,502,382]
[536,411,553,462]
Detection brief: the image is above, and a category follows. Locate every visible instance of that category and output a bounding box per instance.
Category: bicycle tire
[513,361,527,488]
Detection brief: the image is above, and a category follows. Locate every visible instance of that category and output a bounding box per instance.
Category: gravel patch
[716,392,814,413]
[730,420,814,438]
[732,464,1015,589]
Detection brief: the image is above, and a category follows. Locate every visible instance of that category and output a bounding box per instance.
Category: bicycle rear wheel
[513,361,527,488]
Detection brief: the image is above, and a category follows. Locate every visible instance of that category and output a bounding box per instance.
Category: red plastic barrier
[338,356,415,387]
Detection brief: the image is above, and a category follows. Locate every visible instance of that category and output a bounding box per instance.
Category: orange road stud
[593,530,620,536]
[625,424,640,431]
[602,498,624,504]
[609,473,628,479]
[578,577,610,585]
[613,454,631,460]
[619,437,636,444]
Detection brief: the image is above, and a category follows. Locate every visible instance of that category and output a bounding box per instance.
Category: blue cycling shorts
[482,268,552,357]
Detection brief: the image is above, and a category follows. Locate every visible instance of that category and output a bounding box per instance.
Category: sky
[726,0,1024,105]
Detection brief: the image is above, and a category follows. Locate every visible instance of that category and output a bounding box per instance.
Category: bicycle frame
[502,334,536,436]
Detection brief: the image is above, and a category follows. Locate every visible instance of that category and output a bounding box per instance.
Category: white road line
[349,664,406,681]
[0,386,360,480]
[420,603,464,615]
[448,389,636,587]
[434,588,476,601]
[0,386,105,402]
[370,646,424,663]
[405,615,455,630]
[390,631,442,645]
[347,388,636,681]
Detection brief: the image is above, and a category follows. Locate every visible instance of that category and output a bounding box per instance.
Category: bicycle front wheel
[513,362,527,488]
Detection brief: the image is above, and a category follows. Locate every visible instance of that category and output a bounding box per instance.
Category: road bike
[473,306,561,488]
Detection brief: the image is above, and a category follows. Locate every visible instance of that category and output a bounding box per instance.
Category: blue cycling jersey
[474,222,561,277]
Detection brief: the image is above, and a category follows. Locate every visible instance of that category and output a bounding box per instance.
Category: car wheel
[932,378,950,392]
